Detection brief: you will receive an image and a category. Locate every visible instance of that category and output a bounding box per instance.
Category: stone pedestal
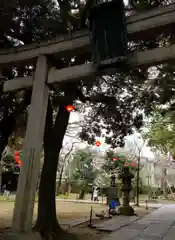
[118,205,134,216]
[118,167,134,216]
[107,186,118,204]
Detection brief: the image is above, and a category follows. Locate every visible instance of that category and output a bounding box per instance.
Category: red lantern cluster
[14,151,22,167]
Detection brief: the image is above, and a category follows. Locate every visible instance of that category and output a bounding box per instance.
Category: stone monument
[118,166,134,216]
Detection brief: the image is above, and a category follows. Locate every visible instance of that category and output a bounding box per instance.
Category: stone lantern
[88,0,127,69]
[118,166,134,216]
[107,171,120,207]
[110,173,116,187]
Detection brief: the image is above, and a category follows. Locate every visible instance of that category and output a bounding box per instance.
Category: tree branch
[76,89,118,105]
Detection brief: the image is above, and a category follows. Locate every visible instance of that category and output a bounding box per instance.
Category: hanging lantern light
[14,151,19,157]
[66,105,75,112]
[95,140,101,147]
[88,0,127,69]
[15,157,20,163]
[130,162,137,167]
[18,160,22,167]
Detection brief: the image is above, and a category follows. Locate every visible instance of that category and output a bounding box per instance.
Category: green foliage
[70,148,98,184]
[103,149,137,174]
[103,150,126,173]
[143,109,175,155]
[1,150,20,174]
[69,148,99,199]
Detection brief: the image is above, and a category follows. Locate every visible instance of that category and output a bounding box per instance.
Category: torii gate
[0,2,175,233]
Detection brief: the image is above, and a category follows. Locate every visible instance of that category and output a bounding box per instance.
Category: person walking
[93,187,99,201]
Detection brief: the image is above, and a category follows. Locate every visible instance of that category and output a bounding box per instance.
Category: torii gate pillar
[12,56,49,232]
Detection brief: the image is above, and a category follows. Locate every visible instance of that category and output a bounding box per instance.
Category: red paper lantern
[15,155,20,160]
[66,105,74,112]
[14,151,19,157]
[14,151,21,166]
[95,141,101,147]
[131,162,137,167]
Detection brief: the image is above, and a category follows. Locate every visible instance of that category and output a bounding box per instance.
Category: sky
[62,110,155,161]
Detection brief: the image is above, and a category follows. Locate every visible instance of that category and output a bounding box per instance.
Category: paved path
[103,204,175,240]
[93,215,140,231]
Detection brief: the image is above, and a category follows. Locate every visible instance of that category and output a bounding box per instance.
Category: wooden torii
[0,3,175,233]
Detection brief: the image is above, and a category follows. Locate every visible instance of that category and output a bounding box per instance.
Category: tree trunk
[56,164,64,196]
[78,182,88,200]
[162,168,168,198]
[0,163,2,193]
[56,143,76,196]
[34,88,78,239]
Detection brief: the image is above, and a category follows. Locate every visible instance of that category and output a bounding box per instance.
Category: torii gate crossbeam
[0,2,175,67]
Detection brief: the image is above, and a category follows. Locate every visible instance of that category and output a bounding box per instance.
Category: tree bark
[56,164,64,196]
[56,143,75,196]
[162,168,168,198]
[34,87,78,239]
[78,182,88,199]
[0,163,2,193]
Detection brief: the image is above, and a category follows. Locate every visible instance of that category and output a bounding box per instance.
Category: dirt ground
[0,201,106,229]
[0,201,156,240]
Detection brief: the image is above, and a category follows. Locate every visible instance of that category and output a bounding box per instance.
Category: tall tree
[142,109,175,198]
[70,148,98,199]
[143,110,175,156]
[56,141,78,196]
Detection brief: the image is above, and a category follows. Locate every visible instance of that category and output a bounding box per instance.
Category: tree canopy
[71,148,98,182]
[103,149,137,174]
[70,148,98,199]
[143,109,175,158]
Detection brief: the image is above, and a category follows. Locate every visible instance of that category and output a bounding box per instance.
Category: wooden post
[12,56,49,232]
